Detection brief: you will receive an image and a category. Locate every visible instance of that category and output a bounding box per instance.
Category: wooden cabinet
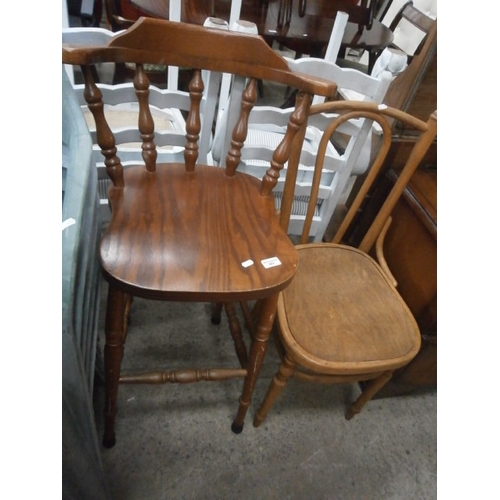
[348,165,436,397]
[378,168,436,394]
[383,14,437,128]
[352,14,437,396]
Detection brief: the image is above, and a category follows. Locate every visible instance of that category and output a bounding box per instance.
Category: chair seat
[101,163,299,300]
[277,243,421,374]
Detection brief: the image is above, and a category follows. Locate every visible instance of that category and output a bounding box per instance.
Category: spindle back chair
[62,17,337,447]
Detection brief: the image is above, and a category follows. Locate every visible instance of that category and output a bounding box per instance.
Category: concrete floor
[93,282,436,500]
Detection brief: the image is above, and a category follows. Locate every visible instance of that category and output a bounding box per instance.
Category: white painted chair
[62,23,223,221]
[341,0,436,75]
[212,57,392,241]
[210,12,379,242]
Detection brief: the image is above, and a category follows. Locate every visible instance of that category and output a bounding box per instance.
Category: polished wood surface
[253,102,437,427]
[63,18,337,447]
[129,0,393,57]
[101,164,298,300]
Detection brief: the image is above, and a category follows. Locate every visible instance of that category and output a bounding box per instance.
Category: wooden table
[129,0,393,68]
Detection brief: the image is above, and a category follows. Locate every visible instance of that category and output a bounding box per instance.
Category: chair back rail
[252,101,437,429]
[62,17,337,205]
[295,101,437,249]
[212,54,392,241]
[63,18,337,94]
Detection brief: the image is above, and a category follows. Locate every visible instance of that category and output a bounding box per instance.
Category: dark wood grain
[101,164,299,301]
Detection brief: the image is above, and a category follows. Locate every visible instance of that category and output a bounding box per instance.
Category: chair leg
[232,293,279,434]
[210,302,223,324]
[345,371,393,420]
[253,353,296,427]
[224,302,248,369]
[102,285,129,448]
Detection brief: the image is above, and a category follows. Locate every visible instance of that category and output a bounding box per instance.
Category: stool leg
[211,302,223,325]
[102,285,129,448]
[231,293,278,433]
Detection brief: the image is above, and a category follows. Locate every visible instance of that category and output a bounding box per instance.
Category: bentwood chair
[62,17,337,447]
[253,102,437,427]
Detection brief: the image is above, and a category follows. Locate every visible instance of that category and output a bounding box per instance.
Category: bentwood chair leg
[231,293,279,434]
[254,353,296,427]
[345,371,393,420]
[102,285,129,448]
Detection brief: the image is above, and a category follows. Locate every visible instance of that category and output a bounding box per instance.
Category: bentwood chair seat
[62,17,337,447]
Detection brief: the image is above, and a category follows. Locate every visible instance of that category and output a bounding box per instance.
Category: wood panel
[384,17,437,136]
[374,168,437,395]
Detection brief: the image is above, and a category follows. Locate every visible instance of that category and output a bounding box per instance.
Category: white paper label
[261,257,282,269]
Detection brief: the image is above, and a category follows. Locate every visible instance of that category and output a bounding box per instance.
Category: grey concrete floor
[93,281,436,500]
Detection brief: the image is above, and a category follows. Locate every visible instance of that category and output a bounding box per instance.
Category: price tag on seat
[261,257,282,268]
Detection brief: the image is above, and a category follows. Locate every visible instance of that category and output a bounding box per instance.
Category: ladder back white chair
[62,21,222,221]
[212,57,392,241]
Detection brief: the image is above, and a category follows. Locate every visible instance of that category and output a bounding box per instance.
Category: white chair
[340,0,435,75]
[62,23,223,221]
[212,56,392,241]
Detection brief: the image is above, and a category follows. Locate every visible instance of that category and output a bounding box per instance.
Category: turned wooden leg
[346,371,393,420]
[211,302,223,325]
[254,353,296,427]
[224,302,248,368]
[231,293,279,434]
[102,285,129,448]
